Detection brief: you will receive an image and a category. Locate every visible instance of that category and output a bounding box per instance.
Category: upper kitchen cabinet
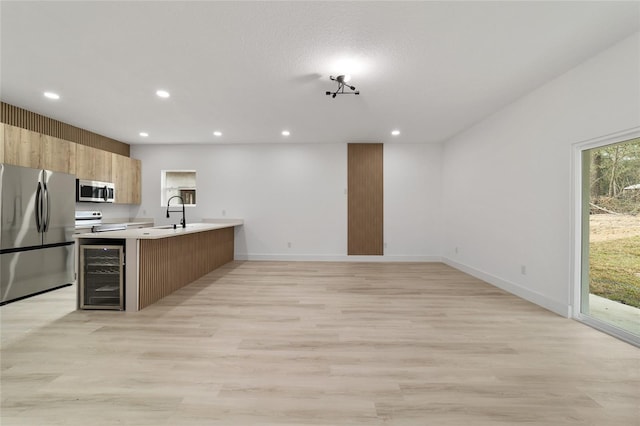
[76,144,112,182]
[112,153,141,204]
[2,124,42,169]
[1,124,76,174]
[41,134,76,175]
[2,122,140,204]
[0,123,5,162]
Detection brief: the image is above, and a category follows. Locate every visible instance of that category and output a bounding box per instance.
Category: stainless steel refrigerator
[1,163,75,304]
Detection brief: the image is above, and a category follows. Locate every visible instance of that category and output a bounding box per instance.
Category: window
[161,170,196,206]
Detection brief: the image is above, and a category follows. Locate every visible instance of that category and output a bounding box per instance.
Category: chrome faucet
[166,195,186,228]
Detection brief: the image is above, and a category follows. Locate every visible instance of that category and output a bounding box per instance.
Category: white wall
[385,143,442,259]
[441,33,640,316]
[130,142,442,261]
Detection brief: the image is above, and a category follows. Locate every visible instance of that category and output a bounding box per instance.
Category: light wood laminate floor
[1,261,638,425]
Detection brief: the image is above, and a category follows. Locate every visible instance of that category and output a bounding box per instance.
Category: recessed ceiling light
[156,89,170,98]
[44,92,60,100]
[391,130,401,136]
[281,130,290,136]
[139,132,149,137]
[213,131,222,137]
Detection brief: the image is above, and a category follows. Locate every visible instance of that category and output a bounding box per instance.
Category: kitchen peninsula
[74,220,243,311]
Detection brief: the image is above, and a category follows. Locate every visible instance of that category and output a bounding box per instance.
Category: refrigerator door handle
[35,181,43,233]
[43,182,50,232]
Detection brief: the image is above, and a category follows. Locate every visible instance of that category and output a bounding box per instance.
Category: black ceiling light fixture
[326,75,359,98]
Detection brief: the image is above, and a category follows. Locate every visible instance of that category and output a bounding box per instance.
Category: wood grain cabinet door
[2,125,77,174]
[348,143,383,255]
[76,144,112,182]
[41,133,76,174]
[3,124,42,169]
[0,123,5,163]
[112,153,141,204]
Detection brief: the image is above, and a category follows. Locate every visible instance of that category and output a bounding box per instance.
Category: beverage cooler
[80,244,124,310]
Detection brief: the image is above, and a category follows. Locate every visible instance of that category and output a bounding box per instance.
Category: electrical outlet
[287,242,292,248]
[384,243,388,249]
[521,265,526,275]
[455,247,458,254]
[222,209,226,216]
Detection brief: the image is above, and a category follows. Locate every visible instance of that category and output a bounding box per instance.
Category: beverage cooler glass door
[80,245,124,310]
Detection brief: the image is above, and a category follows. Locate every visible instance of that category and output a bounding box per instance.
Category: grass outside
[589,235,640,308]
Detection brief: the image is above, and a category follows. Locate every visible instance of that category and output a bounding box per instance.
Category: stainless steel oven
[76,179,115,203]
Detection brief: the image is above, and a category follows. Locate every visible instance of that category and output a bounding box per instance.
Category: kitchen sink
[153,223,212,230]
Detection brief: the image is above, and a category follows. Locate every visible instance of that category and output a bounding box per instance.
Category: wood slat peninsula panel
[348,143,383,255]
[138,228,234,309]
[1,102,130,156]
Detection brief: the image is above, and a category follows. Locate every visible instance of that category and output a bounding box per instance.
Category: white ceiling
[1,1,639,145]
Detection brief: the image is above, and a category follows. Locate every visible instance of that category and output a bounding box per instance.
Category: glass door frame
[571,126,640,347]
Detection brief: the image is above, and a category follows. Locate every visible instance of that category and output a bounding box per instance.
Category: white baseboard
[442,257,571,318]
[234,253,442,262]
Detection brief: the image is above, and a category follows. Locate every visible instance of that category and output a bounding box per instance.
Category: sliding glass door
[579,136,640,344]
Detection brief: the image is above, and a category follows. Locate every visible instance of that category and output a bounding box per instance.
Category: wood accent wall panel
[1,102,130,156]
[348,143,383,255]
[138,228,235,309]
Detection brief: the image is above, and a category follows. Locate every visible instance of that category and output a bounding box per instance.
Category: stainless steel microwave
[76,179,115,203]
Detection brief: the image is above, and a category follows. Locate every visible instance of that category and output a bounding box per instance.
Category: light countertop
[73,220,243,240]
[116,221,155,228]
[74,219,155,232]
